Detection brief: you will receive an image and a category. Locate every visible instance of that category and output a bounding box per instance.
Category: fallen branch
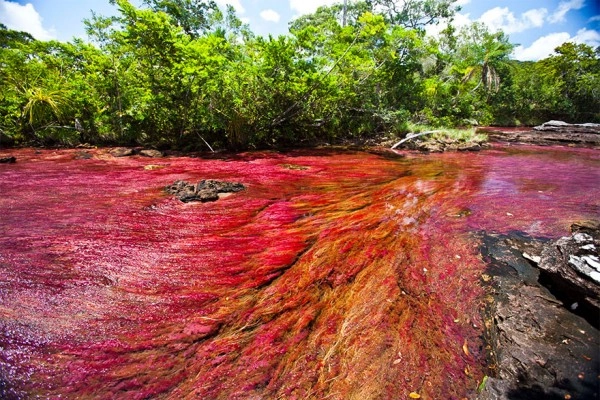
[391,130,443,150]
[197,133,215,153]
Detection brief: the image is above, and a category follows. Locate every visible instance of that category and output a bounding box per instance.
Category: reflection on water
[0,145,597,399]
[463,145,599,236]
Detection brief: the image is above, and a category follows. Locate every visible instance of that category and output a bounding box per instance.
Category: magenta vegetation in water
[0,145,598,399]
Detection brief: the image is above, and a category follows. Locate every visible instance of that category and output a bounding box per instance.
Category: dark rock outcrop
[0,156,16,164]
[166,180,245,203]
[477,227,600,400]
[537,222,600,318]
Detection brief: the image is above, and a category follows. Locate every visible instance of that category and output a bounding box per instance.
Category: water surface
[0,145,598,399]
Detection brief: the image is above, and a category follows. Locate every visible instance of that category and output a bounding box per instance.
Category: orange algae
[0,146,598,399]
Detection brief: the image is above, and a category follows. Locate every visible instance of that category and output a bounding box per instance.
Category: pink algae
[0,145,598,399]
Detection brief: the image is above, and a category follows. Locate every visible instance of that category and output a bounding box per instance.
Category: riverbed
[0,144,598,399]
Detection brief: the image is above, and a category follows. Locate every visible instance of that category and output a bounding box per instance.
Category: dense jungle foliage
[1,0,599,150]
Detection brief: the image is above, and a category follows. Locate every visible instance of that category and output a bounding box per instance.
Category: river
[0,145,598,399]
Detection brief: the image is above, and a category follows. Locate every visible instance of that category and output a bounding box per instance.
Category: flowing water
[0,145,598,399]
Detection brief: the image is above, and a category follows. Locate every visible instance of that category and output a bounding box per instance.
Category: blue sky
[1,0,599,60]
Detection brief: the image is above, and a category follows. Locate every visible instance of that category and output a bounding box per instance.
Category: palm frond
[23,87,69,124]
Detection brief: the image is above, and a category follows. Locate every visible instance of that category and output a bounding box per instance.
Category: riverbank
[478,121,600,148]
[320,121,600,153]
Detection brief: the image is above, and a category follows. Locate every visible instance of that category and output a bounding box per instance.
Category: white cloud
[572,27,600,47]
[455,0,471,6]
[429,6,548,39]
[260,9,281,23]
[425,12,472,38]
[289,0,338,15]
[513,32,570,61]
[479,6,547,34]
[522,9,547,28]
[512,28,600,61]
[215,0,245,14]
[548,0,585,24]
[590,15,600,22]
[0,0,55,40]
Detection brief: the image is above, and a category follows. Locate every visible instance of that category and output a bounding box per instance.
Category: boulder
[139,149,163,158]
[166,179,245,203]
[110,147,134,157]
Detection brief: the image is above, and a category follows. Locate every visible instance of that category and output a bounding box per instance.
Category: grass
[406,124,488,143]
[393,124,489,151]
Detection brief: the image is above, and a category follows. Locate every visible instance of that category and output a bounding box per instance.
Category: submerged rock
[0,156,16,163]
[74,151,93,160]
[166,179,245,203]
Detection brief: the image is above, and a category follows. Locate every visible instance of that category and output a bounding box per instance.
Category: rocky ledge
[477,222,600,399]
[537,221,600,316]
[480,121,600,147]
[166,180,245,203]
[534,120,600,134]
[402,139,488,152]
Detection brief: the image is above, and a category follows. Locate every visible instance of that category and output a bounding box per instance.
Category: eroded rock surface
[534,120,600,134]
[480,121,600,147]
[537,222,600,316]
[478,228,599,400]
[166,179,245,203]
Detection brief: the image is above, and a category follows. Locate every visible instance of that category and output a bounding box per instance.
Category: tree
[444,23,514,98]
[367,0,458,29]
[420,22,514,125]
[142,0,218,38]
[541,42,600,122]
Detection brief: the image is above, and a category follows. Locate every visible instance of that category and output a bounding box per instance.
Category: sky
[0,0,599,61]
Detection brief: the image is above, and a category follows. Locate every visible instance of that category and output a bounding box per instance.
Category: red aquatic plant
[0,145,597,399]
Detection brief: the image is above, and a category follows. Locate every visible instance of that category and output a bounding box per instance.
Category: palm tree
[456,23,513,94]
